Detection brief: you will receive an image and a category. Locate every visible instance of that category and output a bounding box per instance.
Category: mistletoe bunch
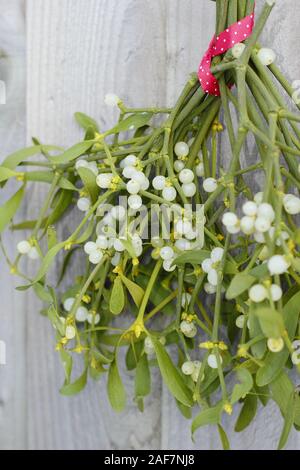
[1,0,300,449]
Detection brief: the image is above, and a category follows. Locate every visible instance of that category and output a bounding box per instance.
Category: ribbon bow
[198,11,255,96]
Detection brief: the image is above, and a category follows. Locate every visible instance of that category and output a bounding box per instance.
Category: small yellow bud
[113,265,123,275]
[237,345,248,358]
[218,341,228,351]
[134,324,143,338]
[82,295,91,304]
[288,240,295,252]
[217,234,225,241]
[10,266,17,275]
[194,267,203,276]
[16,173,25,182]
[199,341,214,350]
[132,258,139,266]
[223,402,233,415]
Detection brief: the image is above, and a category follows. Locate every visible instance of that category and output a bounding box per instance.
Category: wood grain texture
[0,0,26,450]
[1,0,300,450]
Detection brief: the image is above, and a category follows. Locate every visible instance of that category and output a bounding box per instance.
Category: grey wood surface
[0,0,300,450]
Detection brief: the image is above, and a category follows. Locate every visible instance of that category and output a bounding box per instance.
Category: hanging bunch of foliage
[1,0,300,449]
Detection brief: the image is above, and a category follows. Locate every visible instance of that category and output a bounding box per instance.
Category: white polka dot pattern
[198,8,255,96]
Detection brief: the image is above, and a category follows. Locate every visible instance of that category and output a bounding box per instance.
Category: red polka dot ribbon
[198,11,255,96]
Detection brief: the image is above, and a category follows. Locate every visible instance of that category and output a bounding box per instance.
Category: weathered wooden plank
[0,0,26,450]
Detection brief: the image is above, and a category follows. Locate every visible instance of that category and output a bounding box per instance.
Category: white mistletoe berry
[75,306,88,322]
[270,284,283,302]
[207,269,218,286]
[104,93,120,107]
[291,340,300,365]
[211,247,224,263]
[126,179,140,195]
[160,246,174,261]
[63,297,75,312]
[152,175,166,191]
[232,42,246,59]
[240,216,255,235]
[267,255,290,275]
[207,353,222,369]
[162,186,177,202]
[180,321,197,338]
[123,154,137,168]
[242,201,258,217]
[182,182,196,197]
[87,312,100,325]
[174,142,189,158]
[163,259,176,272]
[249,284,268,303]
[128,195,142,210]
[204,282,217,294]
[254,216,271,233]
[201,258,213,273]
[96,173,113,189]
[236,315,245,329]
[283,194,300,215]
[65,325,76,340]
[77,197,91,212]
[27,247,39,260]
[181,361,195,376]
[174,160,185,173]
[267,337,284,353]
[257,47,276,66]
[257,203,275,222]
[89,250,104,265]
[179,169,194,184]
[122,166,136,179]
[17,240,31,255]
[203,177,217,193]
[84,241,97,255]
[175,239,191,251]
[222,212,238,227]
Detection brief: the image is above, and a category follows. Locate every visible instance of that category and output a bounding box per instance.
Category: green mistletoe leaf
[75,112,99,132]
[49,141,94,164]
[60,367,88,396]
[234,395,258,432]
[254,307,285,339]
[120,273,144,307]
[0,185,25,233]
[191,402,223,437]
[107,359,126,412]
[231,369,253,404]
[0,166,17,183]
[153,339,193,407]
[77,166,99,203]
[109,277,125,315]
[106,113,153,136]
[2,145,62,170]
[135,354,151,411]
[226,273,256,300]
